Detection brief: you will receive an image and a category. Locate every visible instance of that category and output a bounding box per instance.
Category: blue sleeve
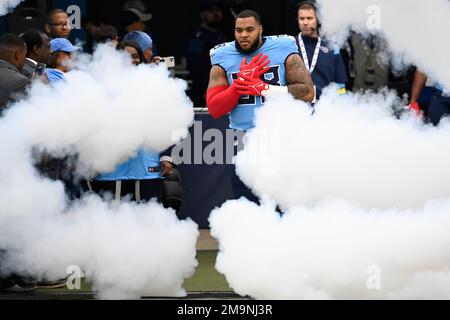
[210,43,228,69]
[281,36,300,61]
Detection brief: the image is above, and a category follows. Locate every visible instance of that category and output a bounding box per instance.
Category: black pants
[429,94,450,126]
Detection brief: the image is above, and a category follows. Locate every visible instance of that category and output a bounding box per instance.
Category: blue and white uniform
[210,35,299,130]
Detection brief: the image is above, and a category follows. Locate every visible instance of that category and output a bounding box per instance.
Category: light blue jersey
[46,68,66,82]
[210,35,299,130]
[96,148,161,181]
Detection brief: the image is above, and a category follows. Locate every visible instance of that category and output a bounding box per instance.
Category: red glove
[207,54,271,119]
[409,102,420,113]
[207,80,256,119]
[235,74,269,96]
[239,52,270,79]
[408,101,423,119]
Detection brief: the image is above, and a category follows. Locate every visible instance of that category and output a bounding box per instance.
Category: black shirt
[187,27,226,107]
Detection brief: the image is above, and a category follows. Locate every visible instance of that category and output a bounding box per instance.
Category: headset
[296,0,322,32]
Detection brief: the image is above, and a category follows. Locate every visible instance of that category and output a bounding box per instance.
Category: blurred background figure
[0,34,34,294]
[295,0,348,100]
[20,29,51,80]
[82,15,119,52]
[123,0,152,27]
[117,40,146,65]
[0,34,30,114]
[408,69,450,125]
[44,9,71,40]
[92,24,119,48]
[46,38,80,83]
[350,33,389,92]
[122,31,154,63]
[85,39,177,210]
[350,32,415,99]
[119,10,146,36]
[220,0,252,41]
[119,0,152,35]
[187,0,226,107]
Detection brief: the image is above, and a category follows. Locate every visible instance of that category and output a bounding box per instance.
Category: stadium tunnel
[0,0,304,229]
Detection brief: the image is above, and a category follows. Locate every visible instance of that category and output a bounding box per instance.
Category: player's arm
[285,54,315,102]
[407,69,427,114]
[207,65,229,89]
[206,65,252,119]
[410,70,427,104]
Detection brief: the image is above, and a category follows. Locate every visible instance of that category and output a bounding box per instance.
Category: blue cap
[122,31,152,53]
[50,38,80,53]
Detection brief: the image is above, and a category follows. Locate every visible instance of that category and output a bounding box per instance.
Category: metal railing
[194,107,209,114]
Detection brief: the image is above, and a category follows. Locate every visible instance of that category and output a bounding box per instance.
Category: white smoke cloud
[210,89,450,299]
[207,0,450,301]
[11,45,194,176]
[317,0,450,89]
[210,198,450,299]
[0,45,198,299]
[0,0,22,16]
[236,89,450,210]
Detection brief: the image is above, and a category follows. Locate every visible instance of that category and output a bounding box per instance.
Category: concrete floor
[0,230,228,300]
[197,229,219,251]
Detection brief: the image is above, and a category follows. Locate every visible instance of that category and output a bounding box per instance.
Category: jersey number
[231,66,281,106]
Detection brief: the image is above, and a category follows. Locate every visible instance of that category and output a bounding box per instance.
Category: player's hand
[407,101,423,119]
[239,52,271,79]
[161,161,173,177]
[234,74,269,96]
[409,102,420,113]
[231,80,254,96]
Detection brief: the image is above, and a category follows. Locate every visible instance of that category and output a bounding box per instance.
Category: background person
[117,40,146,66]
[45,9,72,40]
[20,30,51,80]
[122,31,155,63]
[0,34,35,294]
[84,42,181,211]
[46,38,80,83]
[295,0,347,100]
[187,0,226,107]
[0,34,30,115]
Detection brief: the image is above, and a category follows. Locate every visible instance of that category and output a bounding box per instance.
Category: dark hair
[93,25,118,43]
[236,9,261,24]
[47,9,67,24]
[0,33,26,51]
[297,2,317,12]
[117,40,146,65]
[21,30,47,57]
[120,10,140,29]
[82,14,101,28]
[200,0,223,12]
[297,1,321,30]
